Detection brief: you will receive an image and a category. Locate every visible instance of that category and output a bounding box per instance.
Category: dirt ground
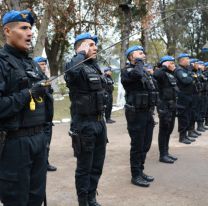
[45,110,208,206]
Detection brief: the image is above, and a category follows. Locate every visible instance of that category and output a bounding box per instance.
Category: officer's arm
[175,69,193,85]
[0,64,30,119]
[123,61,144,83]
[153,68,165,83]
[64,51,86,77]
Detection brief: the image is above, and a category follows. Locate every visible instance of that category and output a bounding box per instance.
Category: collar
[4,43,29,59]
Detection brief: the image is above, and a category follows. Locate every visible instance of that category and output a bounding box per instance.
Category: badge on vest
[182,72,188,77]
[127,68,133,72]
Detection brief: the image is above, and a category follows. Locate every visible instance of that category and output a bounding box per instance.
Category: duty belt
[7,125,44,138]
[75,114,103,121]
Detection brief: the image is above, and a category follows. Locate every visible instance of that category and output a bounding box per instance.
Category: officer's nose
[27,29,32,37]
[94,45,98,51]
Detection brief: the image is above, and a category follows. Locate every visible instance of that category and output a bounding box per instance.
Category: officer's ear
[128,53,134,62]
[3,22,17,37]
[74,40,84,53]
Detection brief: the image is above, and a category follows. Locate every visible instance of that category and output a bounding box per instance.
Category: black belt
[7,125,44,138]
[75,114,104,121]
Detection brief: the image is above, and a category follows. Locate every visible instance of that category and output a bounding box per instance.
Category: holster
[68,130,81,157]
[0,131,7,159]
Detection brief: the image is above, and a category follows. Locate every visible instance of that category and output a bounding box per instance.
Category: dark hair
[74,39,85,51]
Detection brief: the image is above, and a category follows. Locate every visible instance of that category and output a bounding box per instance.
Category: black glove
[30,83,46,98]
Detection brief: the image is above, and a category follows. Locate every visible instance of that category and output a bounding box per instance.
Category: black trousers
[0,132,47,206]
[188,94,200,130]
[158,111,176,156]
[125,108,154,178]
[43,122,53,164]
[105,92,113,120]
[177,93,192,138]
[199,95,207,123]
[71,117,107,199]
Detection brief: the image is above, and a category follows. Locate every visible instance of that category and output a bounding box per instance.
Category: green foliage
[57,82,68,96]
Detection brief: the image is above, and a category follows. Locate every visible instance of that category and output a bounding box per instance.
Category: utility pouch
[75,94,92,115]
[96,91,105,112]
[0,131,7,159]
[149,91,159,106]
[68,130,81,157]
[19,77,29,90]
[88,73,102,90]
[134,93,148,109]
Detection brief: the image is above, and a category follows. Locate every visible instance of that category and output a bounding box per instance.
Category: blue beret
[160,55,175,64]
[2,10,34,26]
[75,32,98,45]
[33,56,47,63]
[198,61,205,65]
[190,58,199,64]
[125,45,144,57]
[104,67,112,72]
[177,53,190,60]
[204,62,208,67]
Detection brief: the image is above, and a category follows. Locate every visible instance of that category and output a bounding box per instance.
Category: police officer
[204,62,208,126]
[0,10,49,205]
[34,56,57,172]
[153,56,178,164]
[64,32,107,206]
[187,59,202,137]
[103,67,115,124]
[197,61,208,131]
[121,45,156,187]
[175,53,195,144]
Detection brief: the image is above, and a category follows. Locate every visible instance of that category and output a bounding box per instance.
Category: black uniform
[35,65,55,169]
[104,74,114,121]
[121,59,157,186]
[188,67,203,135]
[203,70,208,125]
[175,65,195,144]
[197,71,208,130]
[64,51,107,205]
[0,44,48,205]
[153,66,177,160]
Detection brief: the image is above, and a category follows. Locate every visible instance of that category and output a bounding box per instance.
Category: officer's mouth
[25,39,32,46]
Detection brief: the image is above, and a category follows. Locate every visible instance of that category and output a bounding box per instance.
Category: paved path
[47,110,208,206]
[1,110,208,206]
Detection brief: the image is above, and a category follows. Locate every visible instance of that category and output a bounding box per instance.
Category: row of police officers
[1,9,208,206]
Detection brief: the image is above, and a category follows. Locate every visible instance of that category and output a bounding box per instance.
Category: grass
[53,96,70,120]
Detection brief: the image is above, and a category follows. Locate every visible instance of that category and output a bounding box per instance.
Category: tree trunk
[33,3,51,57]
[119,4,132,70]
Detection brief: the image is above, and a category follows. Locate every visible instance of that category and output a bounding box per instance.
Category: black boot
[159,155,174,164]
[47,163,57,172]
[179,136,191,144]
[188,131,198,138]
[203,124,208,130]
[142,172,154,182]
[79,197,89,206]
[131,176,150,187]
[186,136,195,142]
[168,154,178,161]
[88,193,101,206]
[205,118,208,126]
[197,122,206,132]
[193,130,201,136]
[106,119,116,124]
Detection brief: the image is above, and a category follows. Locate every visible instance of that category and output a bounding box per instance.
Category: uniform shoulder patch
[181,72,188,77]
[127,68,133,72]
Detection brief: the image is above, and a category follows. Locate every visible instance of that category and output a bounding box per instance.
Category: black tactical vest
[66,63,107,116]
[0,49,46,130]
[124,67,158,109]
[160,72,177,101]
